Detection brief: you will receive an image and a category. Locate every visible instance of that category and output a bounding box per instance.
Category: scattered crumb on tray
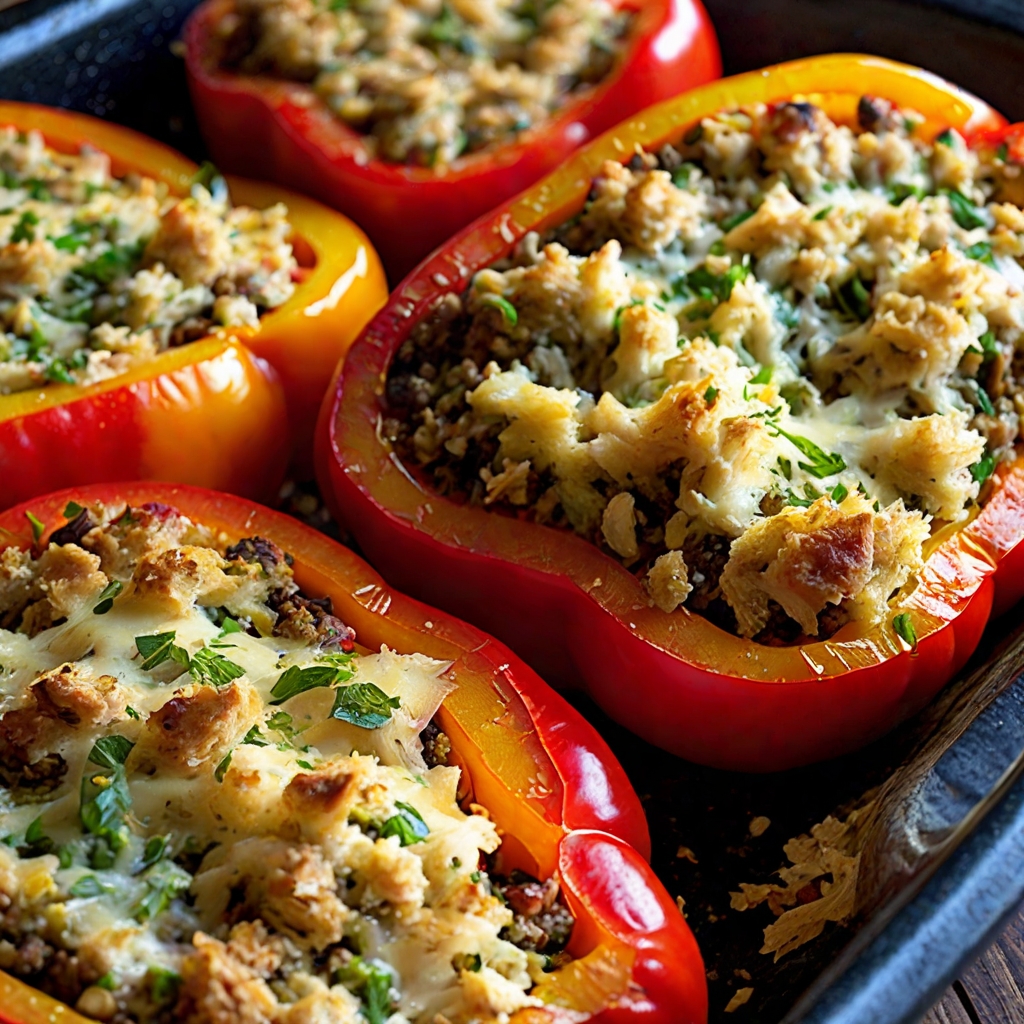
[749,815,771,837]
[725,987,754,1013]
[730,802,876,961]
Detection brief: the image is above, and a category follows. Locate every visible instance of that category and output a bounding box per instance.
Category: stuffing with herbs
[0,128,297,396]
[216,0,632,167]
[0,500,572,1022]
[385,96,1024,643]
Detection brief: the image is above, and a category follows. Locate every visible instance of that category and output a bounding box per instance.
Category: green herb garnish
[70,874,116,898]
[892,612,918,650]
[93,580,123,615]
[10,209,38,243]
[886,182,924,206]
[148,966,182,1004]
[479,293,518,327]
[188,645,245,687]
[835,276,872,320]
[214,751,232,783]
[133,860,192,921]
[971,452,997,484]
[25,510,45,543]
[721,209,754,232]
[965,240,996,267]
[381,802,429,846]
[79,735,134,851]
[943,188,987,230]
[334,957,394,1024]
[330,682,401,729]
[270,664,342,705]
[135,631,191,672]
[773,428,846,479]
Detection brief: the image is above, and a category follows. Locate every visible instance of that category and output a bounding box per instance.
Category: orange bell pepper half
[0,102,388,509]
[0,482,707,1024]
[319,54,1024,772]
[183,0,721,281]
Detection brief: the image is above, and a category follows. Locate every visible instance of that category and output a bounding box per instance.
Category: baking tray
[3,0,1024,1021]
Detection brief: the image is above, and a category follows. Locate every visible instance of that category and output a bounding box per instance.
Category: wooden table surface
[926,907,1024,1023]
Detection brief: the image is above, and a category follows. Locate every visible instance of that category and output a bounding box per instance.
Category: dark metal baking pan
[3,0,1024,1020]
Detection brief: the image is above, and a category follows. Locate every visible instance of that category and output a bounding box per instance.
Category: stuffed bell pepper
[0,103,387,509]
[0,482,706,1024]
[184,0,721,279]
[320,54,1024,772]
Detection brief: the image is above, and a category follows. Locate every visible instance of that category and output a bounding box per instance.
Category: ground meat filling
[0,500,574,1023]
[386,96,1024,643]
[0,130,298,396]
[217,0,632,168]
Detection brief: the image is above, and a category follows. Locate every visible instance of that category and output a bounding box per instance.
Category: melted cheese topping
[0,503,555,1023]
[389,97,1024,640]
[221,0,631,168]
[0,128,297,396]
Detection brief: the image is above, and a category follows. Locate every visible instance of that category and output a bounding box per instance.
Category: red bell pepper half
[318,55,1024,772]
[184,0,721,280]
[0,482,707,1024]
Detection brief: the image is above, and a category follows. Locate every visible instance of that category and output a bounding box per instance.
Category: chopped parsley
[329,682,402,729]
[270,664,344,705]
[135,631,190,672]
[69,874,116,898]
[380,802,429,846]
[886,182,924,206]
[892,612,918,650]
[92,580,124,615]
[943,188,987,230]
[133,860,192,922]
[685,262,750,305]
[214,750,232,782]
[703,385,718,406]
[971,452,997,484]
[773,428,846,479]
[10,209,39,243]
[25,510,45,543]
[76,242,143,286]
[334,957,395,1024]
[188,645,245,687]
[148,966,181,1004]
[721,208,754,232]
[835,275,872,321]
[80,736,135,851]
[964,240,995,267]
[479,293,518,327]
